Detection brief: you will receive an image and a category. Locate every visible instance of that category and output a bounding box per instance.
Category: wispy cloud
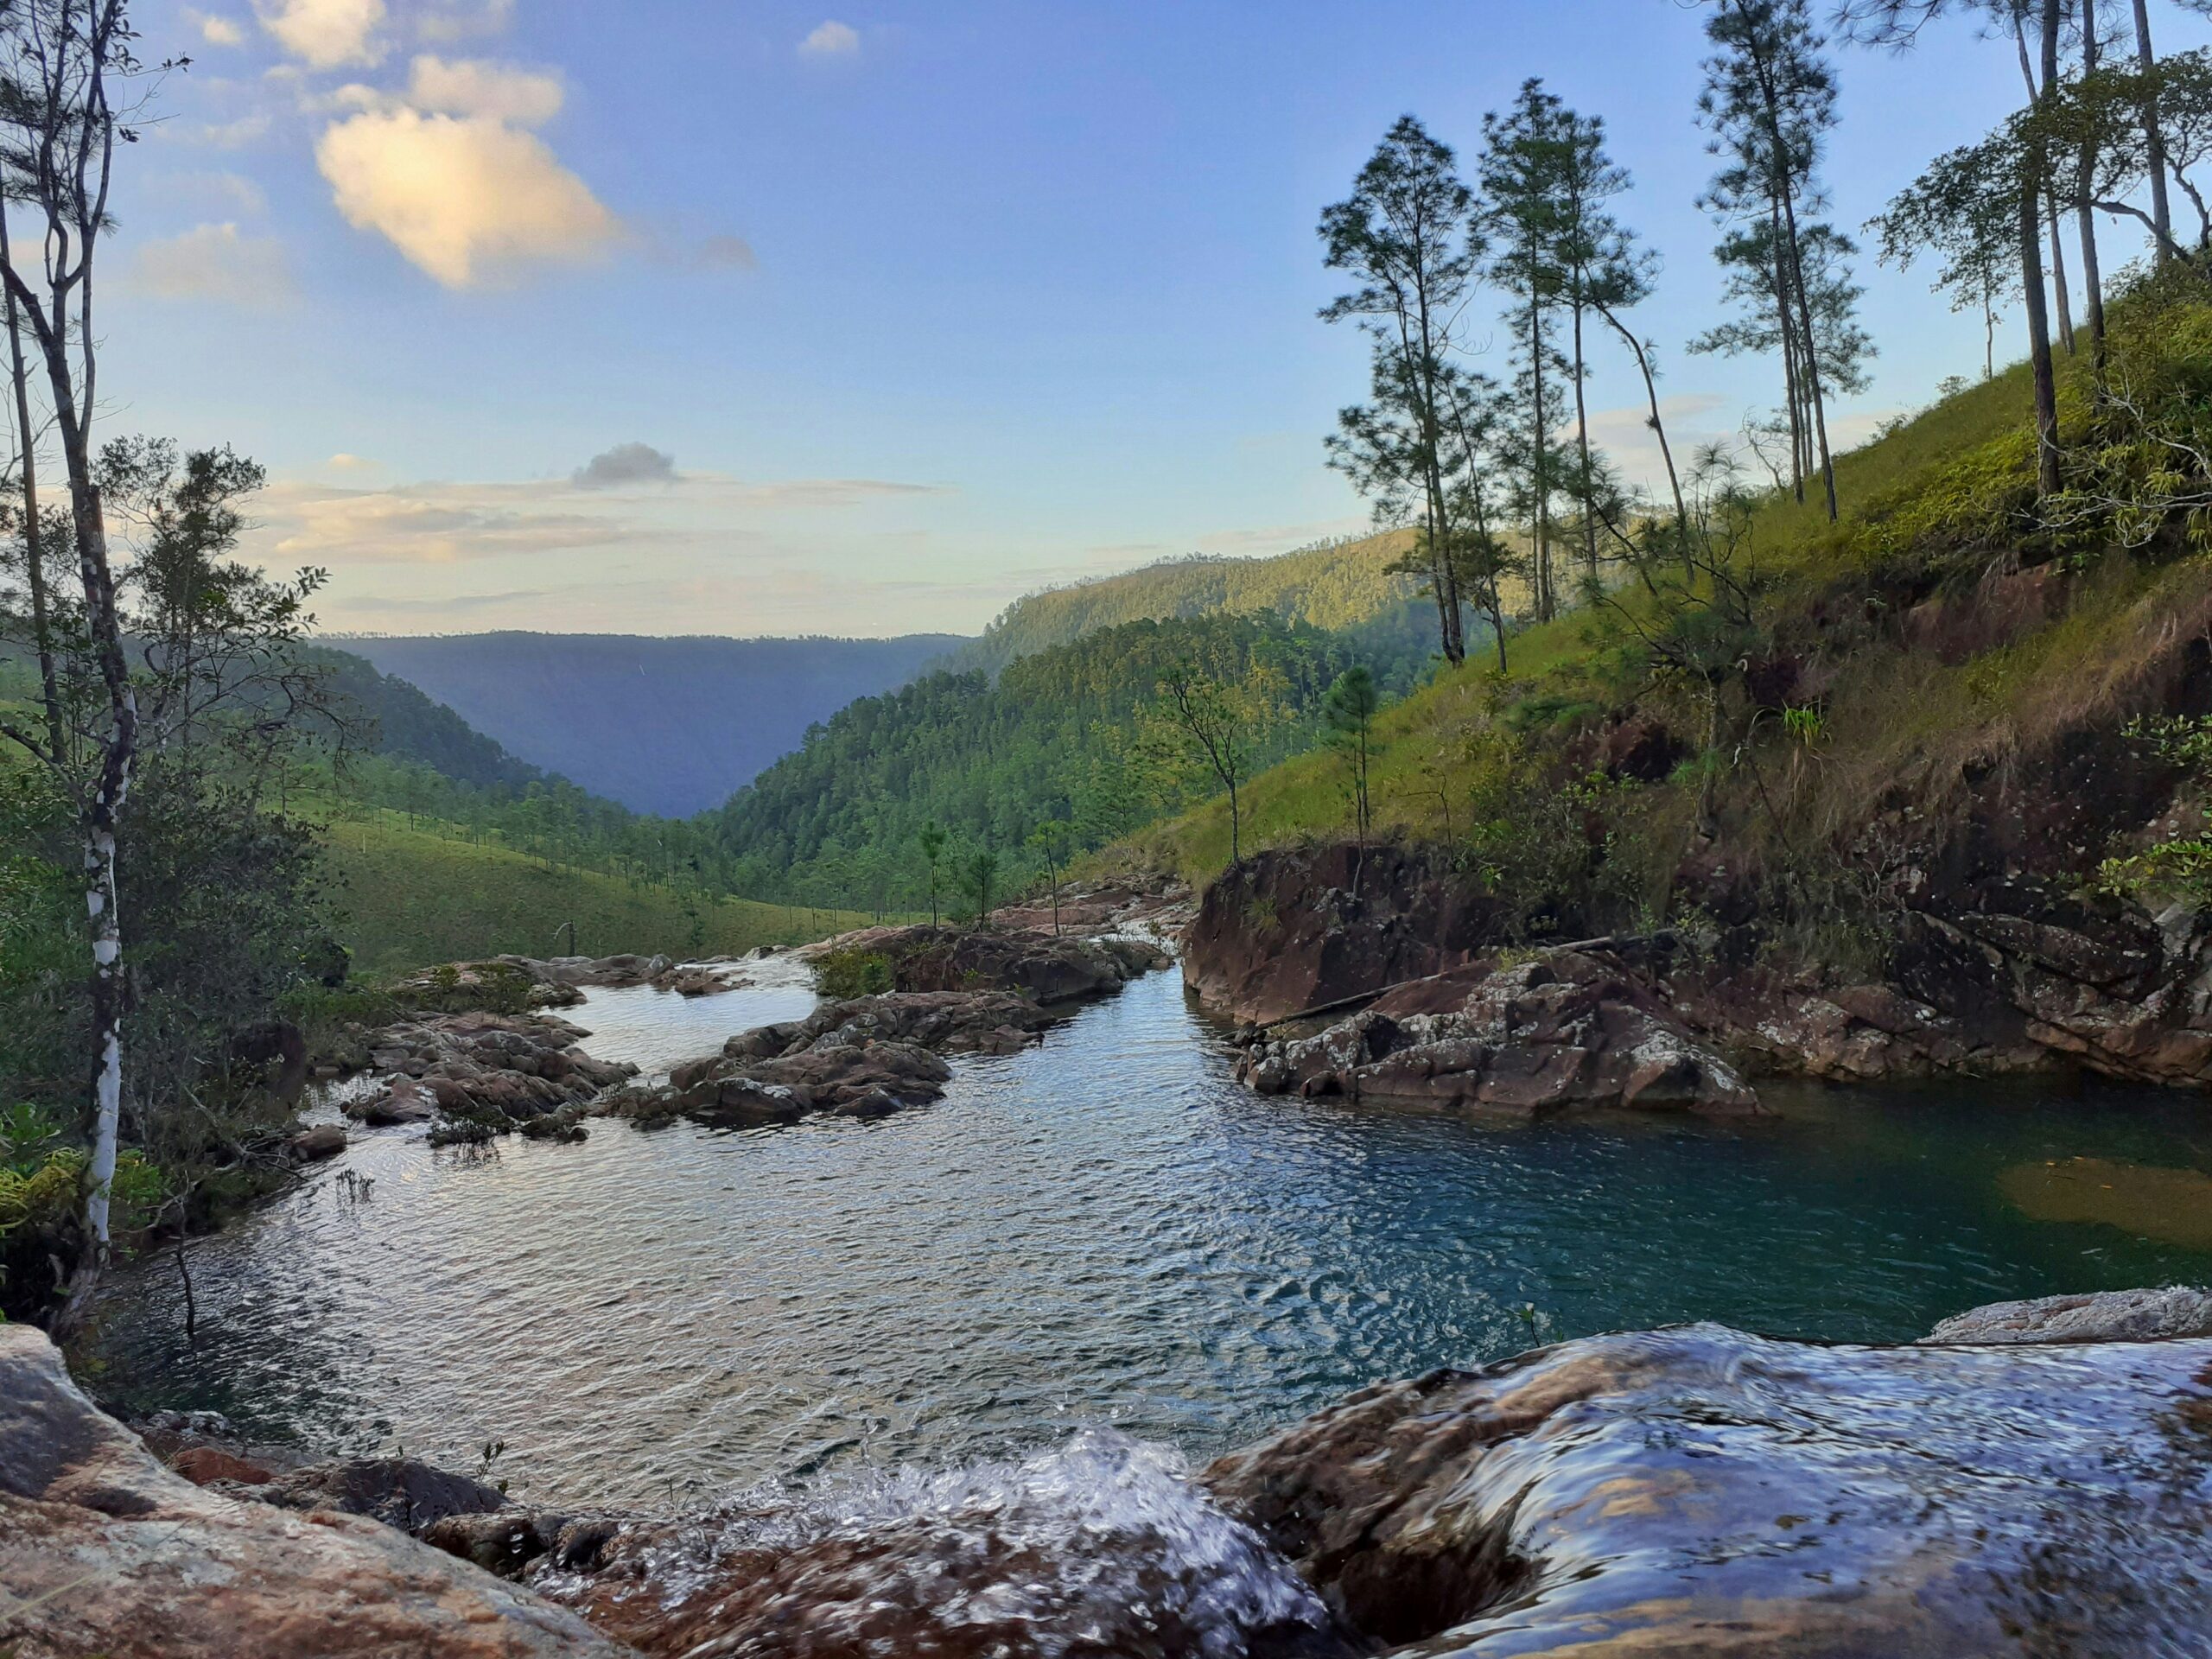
[126,222,296,307]
[799,20,860,56]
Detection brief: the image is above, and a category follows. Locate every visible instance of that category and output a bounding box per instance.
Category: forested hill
[951,531,1433,675]
[303,645,545,791]
[705,608,1441,907]
[342,632,965,817]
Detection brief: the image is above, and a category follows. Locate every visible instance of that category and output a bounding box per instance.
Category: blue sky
[107,0,2212,638]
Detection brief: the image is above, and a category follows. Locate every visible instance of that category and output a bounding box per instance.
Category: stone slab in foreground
[0,1325,622,1658]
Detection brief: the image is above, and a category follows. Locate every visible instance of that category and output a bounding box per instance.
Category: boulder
[1203,1318,2212,1656]
[1184,843,1503,1025]
[349,1077,439,1126]
[604,989,1063,1131]
[1238,950,1764,1119]
[349,1011,636,1138]
[810,923,1166,1005]
[1921,1284,2212,1344]
[253,1457,511,1534]
[289,1123,346,1160]
[0,1324,624,1658]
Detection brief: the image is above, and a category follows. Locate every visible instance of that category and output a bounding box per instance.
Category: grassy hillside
[346,632,966,817]
[1127,276,2212,925]
[953,532,1446,675]
[324,810,863,976]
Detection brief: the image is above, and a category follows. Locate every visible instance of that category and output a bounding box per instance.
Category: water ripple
[92,969,2212,1508]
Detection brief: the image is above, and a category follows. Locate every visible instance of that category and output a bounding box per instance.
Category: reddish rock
[0,1325,622,1658]
[1184,843,1504,1026]
[168,1446,274,1487]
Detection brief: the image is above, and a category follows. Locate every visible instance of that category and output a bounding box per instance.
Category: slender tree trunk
[0,203,60,765]
[1770,201,1805,504]
[2046,194,2075,353]
[2133,0,2173,263]
[2079,0,2107,381]
[2021,178,2063,496]
[1744,25,1836,520]
[1528,292,1554,620]
[2022,0,2063,497]
[1597,304,1690,582]
[1423,511,1453,662]
[1570,279,1597,582]
[1776,178,1837,519]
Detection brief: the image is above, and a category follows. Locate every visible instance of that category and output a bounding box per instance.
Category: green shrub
[814,949,893,1001]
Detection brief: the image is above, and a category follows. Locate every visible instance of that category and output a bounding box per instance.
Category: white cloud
[127,222,296,307]
[406,54,563,125]
[573,442,677,490]
[799,20,859,56]
[168,169,270,216]
[186,8,247,46]
[258,0,386,69]
[316,107,619,287]
[247,470,950,570]
[180,111,273,149]
[268,483,639,564]
[415,0,514,44]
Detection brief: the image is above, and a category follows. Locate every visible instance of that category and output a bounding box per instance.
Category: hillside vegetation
[707,608,1442,908]
[1130,275,2212,966]
[950,532,1444,675]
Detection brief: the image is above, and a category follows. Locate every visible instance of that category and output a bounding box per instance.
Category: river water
[92,964,2212,1509]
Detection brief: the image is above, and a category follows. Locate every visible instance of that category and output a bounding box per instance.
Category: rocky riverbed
[1192,840,2212,1110]
[10,1287,2210,1657]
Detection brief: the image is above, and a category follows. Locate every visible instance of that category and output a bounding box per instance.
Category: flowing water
[92,964,2212,1510]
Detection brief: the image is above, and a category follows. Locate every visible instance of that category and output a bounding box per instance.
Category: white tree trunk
[81,692,132,1255]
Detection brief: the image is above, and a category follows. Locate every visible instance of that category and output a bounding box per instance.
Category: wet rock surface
[1237,950,1764,1118]
[0,1325,622,1658]
[530,1432,1355,1659]
[499,952,745,997]
[347,1009,636,1135]
[1194,842,2212,1095]
[1203,1319,2212,1657]
[31,1291,2212,1657]
[598,990,1061,1128]
[813,922,1169,1005]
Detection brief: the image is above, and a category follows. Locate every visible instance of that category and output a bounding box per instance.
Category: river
[90,963,2212,1509]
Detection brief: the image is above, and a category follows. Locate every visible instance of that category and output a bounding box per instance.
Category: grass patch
[324,813,868,976]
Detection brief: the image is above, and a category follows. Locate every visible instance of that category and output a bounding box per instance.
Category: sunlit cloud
[258,0,387,69]
[316,107,620,287]
[186,8,248,47]
[405,54,564,124]
[126,222,296,307]
[799,20,860,56]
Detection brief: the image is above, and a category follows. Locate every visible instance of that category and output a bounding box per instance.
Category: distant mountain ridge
[951,531,1431,675]
[341,632,966,817]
